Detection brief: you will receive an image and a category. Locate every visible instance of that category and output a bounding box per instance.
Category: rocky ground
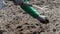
[0,0,60,34]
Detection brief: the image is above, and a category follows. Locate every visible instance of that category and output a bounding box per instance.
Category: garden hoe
[0,0,49,24]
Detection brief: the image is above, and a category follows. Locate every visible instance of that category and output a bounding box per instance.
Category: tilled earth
[0,0,60,34]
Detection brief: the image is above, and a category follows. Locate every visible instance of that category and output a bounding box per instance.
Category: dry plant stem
[32,5,49,13]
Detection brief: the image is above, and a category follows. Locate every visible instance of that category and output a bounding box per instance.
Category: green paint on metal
[20,4,40,18]
[20,0,40,18]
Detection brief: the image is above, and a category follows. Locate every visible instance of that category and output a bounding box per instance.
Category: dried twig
[32,5,50,13]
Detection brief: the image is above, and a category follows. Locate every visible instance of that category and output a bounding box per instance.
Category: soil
[0,0,60,34]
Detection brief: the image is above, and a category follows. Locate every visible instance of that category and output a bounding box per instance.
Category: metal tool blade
[0,0,5,9]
